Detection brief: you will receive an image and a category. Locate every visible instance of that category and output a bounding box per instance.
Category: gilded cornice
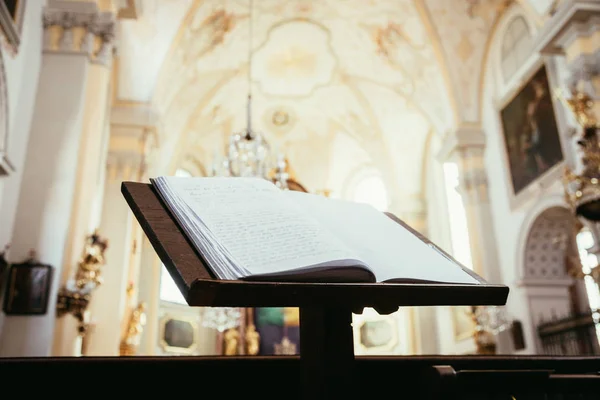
[43,1,115,66]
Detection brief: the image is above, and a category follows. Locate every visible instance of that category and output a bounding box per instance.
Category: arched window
[175,168,193,177]
[443,162,473,269]
[501,16,532,82]
[575,228,600,311]
[159,264,187,304]
[351,173,389,211]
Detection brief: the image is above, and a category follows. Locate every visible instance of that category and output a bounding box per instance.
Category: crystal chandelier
[562,88,600,221]
[209,0,288,190]
[201,307,242,333]
[203,0,288,334]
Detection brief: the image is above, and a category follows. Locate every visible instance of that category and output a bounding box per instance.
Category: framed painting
[499,65,564,197]
[3,258,53,315]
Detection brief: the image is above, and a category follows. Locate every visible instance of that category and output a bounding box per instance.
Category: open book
[150,176,481,285]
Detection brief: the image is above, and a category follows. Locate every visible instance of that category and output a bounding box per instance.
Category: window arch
[500,16,533,82]
[175,168,193,177]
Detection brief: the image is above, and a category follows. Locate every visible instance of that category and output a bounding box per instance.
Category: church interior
[1,0,600,395]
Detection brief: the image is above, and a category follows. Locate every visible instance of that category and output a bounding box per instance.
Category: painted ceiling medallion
[263,106,297,137]
[252,20,336,97]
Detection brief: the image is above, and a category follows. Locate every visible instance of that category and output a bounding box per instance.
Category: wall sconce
[56,231,108,336]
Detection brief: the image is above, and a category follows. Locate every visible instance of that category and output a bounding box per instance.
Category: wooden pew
[1,355,598,397]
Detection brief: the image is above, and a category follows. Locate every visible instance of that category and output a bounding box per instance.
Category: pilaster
[0,0,116,357]
[85,106,158,356]
[438,125,502,284]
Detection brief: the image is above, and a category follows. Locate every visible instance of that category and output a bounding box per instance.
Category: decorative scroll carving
[43,4,115,65]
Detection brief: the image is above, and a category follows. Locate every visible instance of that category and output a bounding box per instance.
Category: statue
[75,231,108,290]
[56,231,108,339]
[120,302,147,356]
[224,328,240,355]
[245,324,260,355]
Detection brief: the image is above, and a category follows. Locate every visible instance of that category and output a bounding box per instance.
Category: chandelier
[562,88,600,221]
[203,0,289,334]
[209,0,288,190]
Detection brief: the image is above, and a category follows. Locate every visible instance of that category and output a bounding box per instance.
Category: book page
[284,191,480,284]
[159,177,364,278]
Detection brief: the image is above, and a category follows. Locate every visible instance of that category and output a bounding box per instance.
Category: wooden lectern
[121,182,509,399]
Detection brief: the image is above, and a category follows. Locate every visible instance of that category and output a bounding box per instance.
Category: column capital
[437,124,486,163]
[438,125,489,202]
[107,105,160,181]
[43,0,116,66]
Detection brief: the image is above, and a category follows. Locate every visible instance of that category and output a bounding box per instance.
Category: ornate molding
[43,1,116,66]
[534,0,600,55]
[106,105,160,181]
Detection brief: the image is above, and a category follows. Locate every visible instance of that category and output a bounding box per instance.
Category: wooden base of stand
[300,307,355,399]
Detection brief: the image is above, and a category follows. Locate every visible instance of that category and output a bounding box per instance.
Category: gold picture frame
[495,59,567,210]
[159,314,199,355]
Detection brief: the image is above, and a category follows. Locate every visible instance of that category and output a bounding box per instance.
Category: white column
[0,1,115,357]
[85,106,158,356]
[438,125,510,353]
[438,126,503,284]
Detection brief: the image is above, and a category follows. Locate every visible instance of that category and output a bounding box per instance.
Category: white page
[285,191,480,284]
[159,177,361,278]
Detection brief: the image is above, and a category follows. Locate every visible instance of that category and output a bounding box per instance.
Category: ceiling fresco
[115,0,546,209]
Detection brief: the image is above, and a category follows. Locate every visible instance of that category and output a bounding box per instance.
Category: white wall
[0,1,45,335]
[0,1,45,247]
[480,5,574,354]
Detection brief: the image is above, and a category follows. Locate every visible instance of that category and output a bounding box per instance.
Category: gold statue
[224,328,240,355]
[75,231,108,290]
[566,91,597,128]
[245,324,260,355]
[120,302,147,356]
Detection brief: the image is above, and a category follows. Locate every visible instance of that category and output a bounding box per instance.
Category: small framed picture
[353,309,399,355]
[3,258,53,315]
[159,315,199,354]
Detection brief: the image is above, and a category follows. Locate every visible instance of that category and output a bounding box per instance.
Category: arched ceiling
[115,0,547,208]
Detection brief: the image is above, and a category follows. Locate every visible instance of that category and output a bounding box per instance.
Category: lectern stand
[122,182,509,400]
